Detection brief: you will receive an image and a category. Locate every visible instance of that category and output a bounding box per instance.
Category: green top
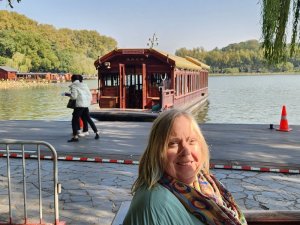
[123,184,205,225]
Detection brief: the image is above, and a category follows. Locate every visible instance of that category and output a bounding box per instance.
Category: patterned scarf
[158,172,247,225]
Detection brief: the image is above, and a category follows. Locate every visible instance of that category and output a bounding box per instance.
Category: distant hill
[0,10,117,74]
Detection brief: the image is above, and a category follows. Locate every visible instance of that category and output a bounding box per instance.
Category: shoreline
[1,72,299,89]
[0,79,58,89]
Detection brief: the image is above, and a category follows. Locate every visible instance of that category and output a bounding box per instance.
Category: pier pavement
[0,120,300,169]
[0,120,300,224]
[0,159,299,225]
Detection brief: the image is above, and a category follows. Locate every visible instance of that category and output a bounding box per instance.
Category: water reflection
[194,100,209,123]
[0,83,72,120]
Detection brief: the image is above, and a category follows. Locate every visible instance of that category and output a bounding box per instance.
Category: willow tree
[262,0,300,63]
[6,0,21,8]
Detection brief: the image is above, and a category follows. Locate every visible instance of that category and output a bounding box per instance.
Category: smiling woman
[123,109,247,225]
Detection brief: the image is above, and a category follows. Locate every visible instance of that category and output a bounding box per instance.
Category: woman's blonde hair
[132,109,210,193]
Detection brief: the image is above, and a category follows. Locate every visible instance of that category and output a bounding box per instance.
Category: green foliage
[261,0,300,64]
[223,68,240,74]
[0,10,117,74]
[176,40,300,74]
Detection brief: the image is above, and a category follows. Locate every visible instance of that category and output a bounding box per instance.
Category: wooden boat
[90,48,209,121]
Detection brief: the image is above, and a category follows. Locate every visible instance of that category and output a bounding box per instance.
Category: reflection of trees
[193,100,209,123]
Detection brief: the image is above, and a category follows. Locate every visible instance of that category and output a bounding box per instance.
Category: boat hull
[90,109,158,122]
[90,95,208,122]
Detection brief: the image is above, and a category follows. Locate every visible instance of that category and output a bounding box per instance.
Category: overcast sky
[0,0,262,53]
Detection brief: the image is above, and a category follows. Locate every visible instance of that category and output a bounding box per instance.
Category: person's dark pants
[72,107,85,136]
[81,107,98,133]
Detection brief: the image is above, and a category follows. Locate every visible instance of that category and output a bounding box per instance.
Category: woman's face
[164,115,202,185]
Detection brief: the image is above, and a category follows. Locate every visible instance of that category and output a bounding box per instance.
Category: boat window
[176,75,180,96]
[149,73,161,86]
[138,74,143,90]
[149,73,169,86]
[103,73,118,86]
[187,74,190,93]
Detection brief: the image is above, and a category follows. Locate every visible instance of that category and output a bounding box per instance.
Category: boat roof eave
[94,48,210,71]
[185,56,210,70]
[152,48,203,71]
[94,48,120,68]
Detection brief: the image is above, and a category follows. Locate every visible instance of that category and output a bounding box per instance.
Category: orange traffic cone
[276,105,292,132]
[79,118,83,129]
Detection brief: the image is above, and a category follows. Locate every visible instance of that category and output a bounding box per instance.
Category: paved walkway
[1,158,300,225]
[1,120,300,224]
[1,121,300,170]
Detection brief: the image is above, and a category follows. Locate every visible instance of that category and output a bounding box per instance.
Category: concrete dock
[1,120,300,169]
[0,120,300,224]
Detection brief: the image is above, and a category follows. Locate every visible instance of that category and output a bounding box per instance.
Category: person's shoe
[95,132,100,140]
[68,136,79,142]
[78,131,89,137]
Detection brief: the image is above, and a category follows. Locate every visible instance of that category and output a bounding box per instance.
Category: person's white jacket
[69,80,92,107]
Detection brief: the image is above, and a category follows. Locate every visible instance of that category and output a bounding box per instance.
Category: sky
[0,0,262,54]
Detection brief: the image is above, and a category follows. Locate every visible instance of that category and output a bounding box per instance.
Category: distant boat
[90,48,209,121]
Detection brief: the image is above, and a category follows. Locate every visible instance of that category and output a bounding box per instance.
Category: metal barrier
[0,141,66,225]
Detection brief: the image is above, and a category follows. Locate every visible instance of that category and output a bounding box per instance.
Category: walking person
[77,75,99,139]
[64,75,99,142]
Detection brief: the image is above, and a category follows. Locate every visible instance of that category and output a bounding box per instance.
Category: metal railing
[0,141,65,225]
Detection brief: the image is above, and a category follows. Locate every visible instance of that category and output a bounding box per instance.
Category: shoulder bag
[67,99,76,109]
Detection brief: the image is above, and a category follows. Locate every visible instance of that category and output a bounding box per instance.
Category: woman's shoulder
[123,184,204,225]
[140,184,172,205]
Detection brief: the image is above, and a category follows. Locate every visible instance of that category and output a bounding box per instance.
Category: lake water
[1,74,300,125]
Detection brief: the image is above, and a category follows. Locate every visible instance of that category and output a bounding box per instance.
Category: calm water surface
[1,75,300,124]
[196,74,300,124]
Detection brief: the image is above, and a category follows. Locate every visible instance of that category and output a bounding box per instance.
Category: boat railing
[161,89,174,109]
[90,88,99,104]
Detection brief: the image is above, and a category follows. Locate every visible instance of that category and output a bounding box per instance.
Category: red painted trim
[94,157,102,162]
[223,165,232,169]
[260,167,270,172]
[122,160,131,164]
[241,165,251,170]
[65,156,73,161]
[279,168,289,173]
[80,157,88,161]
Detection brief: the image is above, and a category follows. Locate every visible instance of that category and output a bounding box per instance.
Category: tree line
[5,0,300,67]
[175,40,300,74]
[0,10,117,75]
[2,10,300,75]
